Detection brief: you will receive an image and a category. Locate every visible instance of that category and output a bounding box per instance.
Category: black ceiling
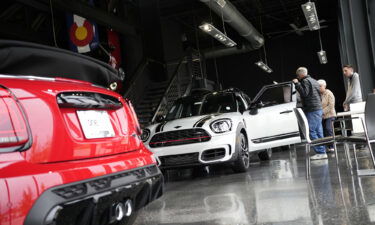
[0,0,338,51]
[158,0,338,49]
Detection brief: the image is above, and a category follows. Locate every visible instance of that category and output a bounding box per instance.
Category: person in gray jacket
[343,65,363,111]
[293,67,327,160]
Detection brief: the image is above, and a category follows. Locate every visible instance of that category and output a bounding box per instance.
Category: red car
[0,41,163,225]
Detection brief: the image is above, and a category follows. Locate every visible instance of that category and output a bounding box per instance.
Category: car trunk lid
[1,77,143,164]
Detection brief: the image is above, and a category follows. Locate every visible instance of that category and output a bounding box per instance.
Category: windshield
[165,96,203,120]
[200,93,237,114]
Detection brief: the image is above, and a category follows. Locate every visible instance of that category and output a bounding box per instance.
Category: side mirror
[249,106,258,115]
[155,115,165,123]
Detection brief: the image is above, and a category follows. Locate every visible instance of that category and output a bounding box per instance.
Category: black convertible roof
[0,40,122,87]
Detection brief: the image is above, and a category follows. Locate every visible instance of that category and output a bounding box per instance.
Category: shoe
[326,148,334,153]
[310,154,328,160]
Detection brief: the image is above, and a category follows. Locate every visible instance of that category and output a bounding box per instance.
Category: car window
[256,84,292,107]
[165,97,202,120]
[200,93,237,114]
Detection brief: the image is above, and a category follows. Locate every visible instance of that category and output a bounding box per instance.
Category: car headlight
[140,129,150,142]
[210,119,232,133]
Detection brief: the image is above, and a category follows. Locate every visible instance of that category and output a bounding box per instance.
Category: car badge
[174,126,182,129]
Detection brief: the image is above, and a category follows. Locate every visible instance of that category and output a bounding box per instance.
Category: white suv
[142,82,302,172]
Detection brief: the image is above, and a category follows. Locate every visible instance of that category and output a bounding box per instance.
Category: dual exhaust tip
[45,199,134,225]
[112,199,133,222]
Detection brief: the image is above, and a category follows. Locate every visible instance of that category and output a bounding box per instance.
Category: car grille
[149,128,211,148]
[159,153,200,167]
[201,148,226,161]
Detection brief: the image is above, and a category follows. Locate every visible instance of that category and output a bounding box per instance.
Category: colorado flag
[66,13,99,53]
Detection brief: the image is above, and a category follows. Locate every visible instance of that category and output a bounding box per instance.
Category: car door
[244,82,301,151]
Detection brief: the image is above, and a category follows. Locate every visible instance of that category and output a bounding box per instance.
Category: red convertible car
[0,41,163,225]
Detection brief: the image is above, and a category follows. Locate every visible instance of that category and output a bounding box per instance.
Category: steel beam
[15,0,50,12]
[0,19,51,45]
[35,0,137,36]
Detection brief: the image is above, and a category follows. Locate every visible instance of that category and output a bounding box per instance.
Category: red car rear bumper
[24,164,163,225]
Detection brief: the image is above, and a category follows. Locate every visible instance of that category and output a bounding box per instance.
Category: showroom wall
[205,25,346,111]
[161,19,187,80]
[338,0,375,97]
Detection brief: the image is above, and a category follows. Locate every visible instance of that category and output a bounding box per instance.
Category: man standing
[343,65,363,111]
[293,67,327,160]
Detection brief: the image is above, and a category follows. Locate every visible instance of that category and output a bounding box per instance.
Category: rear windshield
[200,93,237,114]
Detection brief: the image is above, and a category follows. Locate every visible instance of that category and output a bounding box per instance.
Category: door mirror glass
[155,115,165,123]
[249,106,258,115]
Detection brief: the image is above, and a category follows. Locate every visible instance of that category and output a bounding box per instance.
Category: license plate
[77,110,115,139]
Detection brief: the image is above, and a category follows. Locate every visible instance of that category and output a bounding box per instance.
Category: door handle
[280,110,293,114]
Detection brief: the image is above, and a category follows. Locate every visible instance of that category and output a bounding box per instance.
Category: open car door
[244,82,301,151]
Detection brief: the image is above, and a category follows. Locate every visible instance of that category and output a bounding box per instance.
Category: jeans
[323,117,335,137]
[323,117,335,148]
[305,110,326,154]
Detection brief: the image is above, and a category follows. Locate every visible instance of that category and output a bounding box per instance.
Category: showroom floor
[134,145,375,225]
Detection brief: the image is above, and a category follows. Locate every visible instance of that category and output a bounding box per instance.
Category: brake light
[125,99,142,135]
[0,88,29,148]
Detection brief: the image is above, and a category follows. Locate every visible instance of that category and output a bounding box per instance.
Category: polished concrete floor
[134,144,375,225]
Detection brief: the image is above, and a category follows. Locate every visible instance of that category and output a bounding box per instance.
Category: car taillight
[125,99,142,135]
[0,87,30,148]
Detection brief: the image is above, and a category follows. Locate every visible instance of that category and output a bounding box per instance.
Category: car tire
[258,148,272,161]
[232,132,250,173]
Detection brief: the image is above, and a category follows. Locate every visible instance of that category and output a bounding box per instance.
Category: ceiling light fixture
[317,29,327,64]
[254,16,273,74]
[317,50,327,64]
[214,0,226,8]
[255,61,273,73]
[199,23,237,47]
[301,2,320,31]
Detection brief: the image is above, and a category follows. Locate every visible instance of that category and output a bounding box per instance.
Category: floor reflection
[134,146,375,225]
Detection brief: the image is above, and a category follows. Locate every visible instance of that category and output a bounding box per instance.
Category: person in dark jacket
[292,67,327,160]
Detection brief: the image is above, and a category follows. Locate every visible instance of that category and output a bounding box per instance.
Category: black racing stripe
[155,121,167,133]
[196,113,222,127]
[196,116,213,127]
[251,132,300,144]
[193,115,211,127]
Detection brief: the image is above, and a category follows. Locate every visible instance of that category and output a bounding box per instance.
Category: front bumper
[24,164,163,225]
[149,132,237,169]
